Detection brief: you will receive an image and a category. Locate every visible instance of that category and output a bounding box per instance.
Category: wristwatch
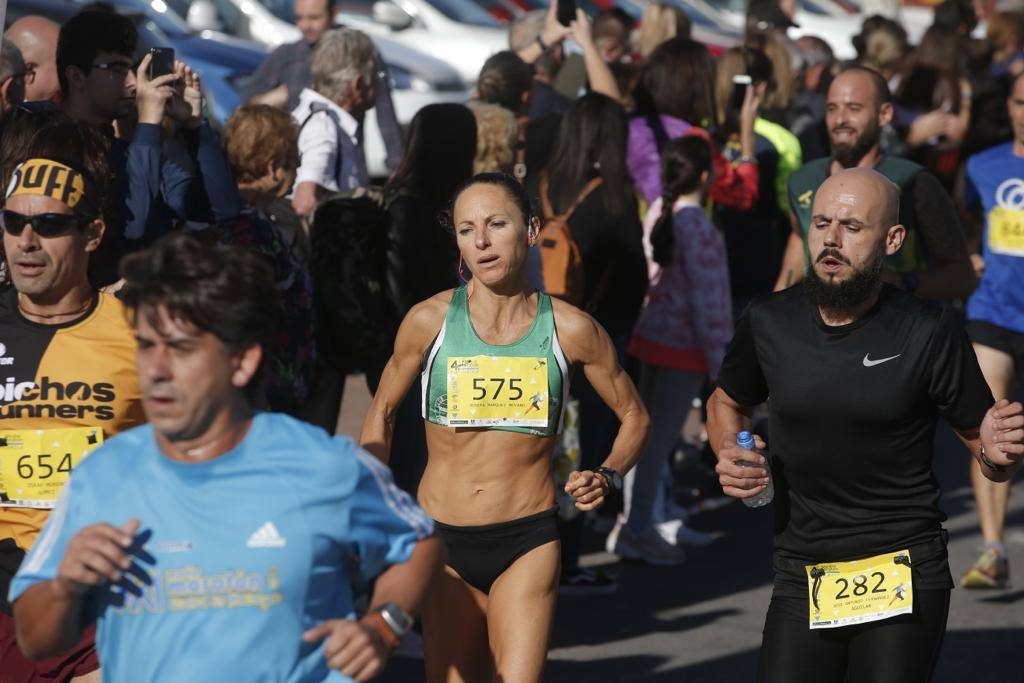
[373,602,414,639]
[979,445,1008,473]
[595,467,623,494]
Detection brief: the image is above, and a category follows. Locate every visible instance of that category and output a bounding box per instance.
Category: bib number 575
[472,377,524,401]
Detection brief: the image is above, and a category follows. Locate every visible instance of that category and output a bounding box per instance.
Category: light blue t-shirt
[10,412,433,683]
[965,143,1024,334]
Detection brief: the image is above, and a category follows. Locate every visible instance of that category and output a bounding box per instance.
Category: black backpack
[308,194,397,372]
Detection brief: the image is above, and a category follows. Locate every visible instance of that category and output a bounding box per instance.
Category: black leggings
[757,588,950,683]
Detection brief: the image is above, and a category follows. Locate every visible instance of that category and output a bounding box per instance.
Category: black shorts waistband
[775,530,949,574]
[434,506,558,535]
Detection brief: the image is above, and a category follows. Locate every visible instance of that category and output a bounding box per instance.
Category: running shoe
[558,567,619,596]
[656,518,715,547]
[610,524,687,566]
[962,548,1010,589]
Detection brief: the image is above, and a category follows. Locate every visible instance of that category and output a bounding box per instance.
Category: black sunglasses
[0,210,87,238]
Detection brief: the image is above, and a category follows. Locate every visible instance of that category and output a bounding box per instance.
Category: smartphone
[147,47,175,80]
[557,0,576,27]
[729,74,752,114]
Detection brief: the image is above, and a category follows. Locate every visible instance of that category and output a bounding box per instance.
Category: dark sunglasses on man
[0,210,89,238]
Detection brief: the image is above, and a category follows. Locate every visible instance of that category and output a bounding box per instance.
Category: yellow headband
[5,159,98,216]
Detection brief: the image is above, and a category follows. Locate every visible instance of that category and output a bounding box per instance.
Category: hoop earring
[457,255,471,284]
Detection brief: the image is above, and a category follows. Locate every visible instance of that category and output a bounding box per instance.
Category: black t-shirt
[718,284,992,593]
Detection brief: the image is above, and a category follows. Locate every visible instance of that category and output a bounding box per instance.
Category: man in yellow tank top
[0,124,143,681]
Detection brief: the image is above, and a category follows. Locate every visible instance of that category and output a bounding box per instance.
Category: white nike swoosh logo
[863,353,901,367]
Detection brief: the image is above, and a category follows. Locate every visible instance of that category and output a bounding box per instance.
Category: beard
[804,246,885,312]
[830,117,880,168]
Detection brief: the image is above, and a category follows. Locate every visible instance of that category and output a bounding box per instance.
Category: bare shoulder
[398,290,456,350]
[550,297,606,362]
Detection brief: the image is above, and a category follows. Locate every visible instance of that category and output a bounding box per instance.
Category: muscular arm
[359,295,448,463]
[774,215,806,291]
[556,302,649,476]
[911,171,977,299]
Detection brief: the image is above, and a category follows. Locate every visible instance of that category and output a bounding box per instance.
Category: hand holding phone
[557,0,576,27]
[729,74,752,116]
[147,47,175,81]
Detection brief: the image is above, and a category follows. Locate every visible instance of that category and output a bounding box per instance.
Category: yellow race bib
[0,427,104,509]
[806,550,913,629]
[446,356,548,428]
[988,206,1024,257]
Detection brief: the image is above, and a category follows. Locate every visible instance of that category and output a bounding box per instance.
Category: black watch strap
[980,446,1008,473]
[595,467,622,494]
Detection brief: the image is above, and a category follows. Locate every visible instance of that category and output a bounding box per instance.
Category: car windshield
[417,0,500,26]
[704,0,746,14]
[257,0,298,22]
[132,0,193,35]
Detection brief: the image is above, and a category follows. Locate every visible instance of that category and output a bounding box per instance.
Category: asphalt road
[337,377,1024,683]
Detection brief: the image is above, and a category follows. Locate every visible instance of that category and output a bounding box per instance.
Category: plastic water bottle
[737,430,773,508]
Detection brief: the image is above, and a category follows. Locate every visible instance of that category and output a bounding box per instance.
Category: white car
[177,0,472,177]
[246,0,507,86]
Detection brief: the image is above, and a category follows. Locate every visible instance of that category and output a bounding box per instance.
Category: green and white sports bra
[421,287,569,437]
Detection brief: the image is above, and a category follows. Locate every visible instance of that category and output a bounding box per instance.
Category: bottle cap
[738,431,751,440]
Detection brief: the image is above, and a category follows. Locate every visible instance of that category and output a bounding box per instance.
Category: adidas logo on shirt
[246,521,286,548]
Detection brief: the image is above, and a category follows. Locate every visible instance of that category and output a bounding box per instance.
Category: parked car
[4,0,265,124]
[162,0,471,176]
[248,0,507,86]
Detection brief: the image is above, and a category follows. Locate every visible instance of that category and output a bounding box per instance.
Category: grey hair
[509,10,546,52]
[797,35,835,68]
[311,28,378,103]
[0,40,26,84]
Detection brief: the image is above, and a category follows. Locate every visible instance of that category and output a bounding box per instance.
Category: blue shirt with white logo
[10,412,433,683]
[965,142,1024,334]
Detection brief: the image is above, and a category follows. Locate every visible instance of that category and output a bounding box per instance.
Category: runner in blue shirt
[960,72,1024,591]
[9,234,442,682]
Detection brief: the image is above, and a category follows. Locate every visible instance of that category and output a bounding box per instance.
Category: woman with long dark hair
[629,37,760,211]
[385,103,478,316]
[533,92,649,583]
[617,136,733,564]
[379,102,478,496]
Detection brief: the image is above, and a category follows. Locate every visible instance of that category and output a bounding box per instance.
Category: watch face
[382,603,414,633]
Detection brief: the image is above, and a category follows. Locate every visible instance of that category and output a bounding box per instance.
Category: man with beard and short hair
[707,168,1024,682]
[774,66,976,300]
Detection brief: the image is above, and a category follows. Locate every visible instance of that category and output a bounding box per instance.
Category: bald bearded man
[707,169,1024,682]
[5,17,61,104]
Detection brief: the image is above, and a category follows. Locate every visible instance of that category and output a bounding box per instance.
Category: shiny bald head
[805,168,905,310]
[5,17,61,103]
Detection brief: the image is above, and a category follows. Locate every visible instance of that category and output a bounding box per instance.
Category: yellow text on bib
[806,549,913,629]
[446,356,548,428]
[0,427,104,509]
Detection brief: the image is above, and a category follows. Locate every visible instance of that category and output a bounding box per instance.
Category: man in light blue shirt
[9,233,442,682]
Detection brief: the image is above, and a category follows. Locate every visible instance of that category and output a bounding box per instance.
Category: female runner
[361,172,649,683]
